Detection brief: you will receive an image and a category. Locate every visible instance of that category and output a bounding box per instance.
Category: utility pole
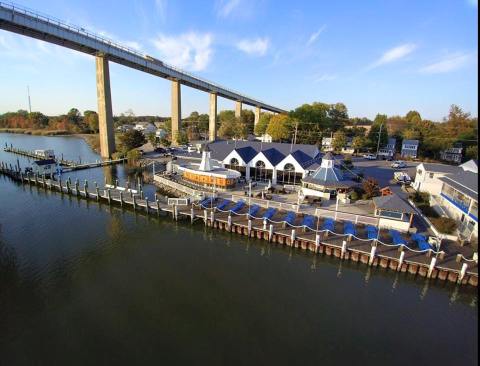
[290,122,298,152]
[376,123,383,157]
[27,85,32,113]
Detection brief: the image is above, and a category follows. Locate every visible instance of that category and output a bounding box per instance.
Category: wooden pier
[1,162,477,287]
[3,145,126,170]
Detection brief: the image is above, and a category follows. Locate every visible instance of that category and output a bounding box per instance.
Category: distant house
[134,122,156,134]
[255,133,273,143]
[116,124,134,132]
[32,159,56,176]
[155,129,168,139]
[378,138,396,158]
[401,139,419,158]
[440,143,463,164]
[321,136,354,154]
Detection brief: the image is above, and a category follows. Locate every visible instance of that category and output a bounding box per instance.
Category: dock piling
[369,245,376,266]
[427,257,437,278]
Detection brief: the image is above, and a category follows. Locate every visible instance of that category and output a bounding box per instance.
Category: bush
[349,190,359,200]
[418,204,440,219]
[430,217,458,234]
[410,191,429,205]
[126,149,141,163]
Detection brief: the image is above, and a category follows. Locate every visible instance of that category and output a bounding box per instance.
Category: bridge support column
[235,100,242,119]
[95,55,115,159]
[171,79,181,146]
[209,92,217,141]
[254,106,261,127]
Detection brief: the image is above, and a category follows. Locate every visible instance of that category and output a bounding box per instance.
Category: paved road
[351,157,420,198]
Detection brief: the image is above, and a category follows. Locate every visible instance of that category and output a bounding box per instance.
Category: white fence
[314,207,379,226]
[230,194,300,212]
[154,174,204,199]
[168,198,189,206]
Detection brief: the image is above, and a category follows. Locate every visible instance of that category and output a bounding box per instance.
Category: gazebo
[300,152,357,201]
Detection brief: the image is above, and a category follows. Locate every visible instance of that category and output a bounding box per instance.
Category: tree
[352,136,368,153]
[67,108,81,124]
[119,130,146,152]
[266,114,292,141]
[84,110,99,132]
[176,130,189,145]
[254,113,271,135]
[146,132,157,148]
[332,130,347,152]
[328,103,349,130]
[159,137,171,147]
[362,177,380,199]
[466,145,478,160]
[402,128,421,140]
[368,115,388,149]
[289,102,331,144]
[406,110,422,124]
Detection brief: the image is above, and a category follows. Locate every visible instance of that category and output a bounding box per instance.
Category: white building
[373,194,416,232]
[413,160,478,240]
[321,136,354,154]
[378,138,396,158]
[401,139,419,158]
[134,122,156,134]
[34,149,55,159]
[31,159,56,176]
[440,143,463,164]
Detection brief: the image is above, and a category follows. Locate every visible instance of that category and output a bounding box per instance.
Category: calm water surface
[0,133,477,365]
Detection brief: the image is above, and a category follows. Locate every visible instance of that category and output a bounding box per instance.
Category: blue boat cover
[200,197,212,207]
[411,233,431,251]
[283,211,296,225]
[216,199,230,210]
[366,225,378,240]
[248,205,260,217]
[389,229,407,245]
[323,218,335,232]
[263,208,277,220]
[302,215,316,230]
[230,200,245,213]
[344,221,356,236]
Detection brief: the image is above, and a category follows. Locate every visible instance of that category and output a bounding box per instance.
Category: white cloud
[314,73,337,82]
[152,32,213,71]
[236,38,269,56]
[306,25,327,46]
[367,43,417,70]
[419,52,474,74]
[216,0,241,18]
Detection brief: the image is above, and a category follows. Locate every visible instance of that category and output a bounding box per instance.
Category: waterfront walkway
[0,163,477,287]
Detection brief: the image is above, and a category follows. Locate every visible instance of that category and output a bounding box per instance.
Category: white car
[363,153,377,160]
[391,160,407,169]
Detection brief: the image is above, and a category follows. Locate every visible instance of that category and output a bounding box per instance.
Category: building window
[230,158,239,166]
[429,173,434,179]
[378,210,403,220]
[277,163,302,185]
[250,160,271,182]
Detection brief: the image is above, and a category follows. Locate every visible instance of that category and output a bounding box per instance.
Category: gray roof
[439,171,478,201]
[208,140,320,163]
[402,139,419,145]
[373,194,416,214]
[303,159,357,188]
[421,163,462,174]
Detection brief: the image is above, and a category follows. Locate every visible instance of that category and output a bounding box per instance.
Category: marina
[1,160,477,287]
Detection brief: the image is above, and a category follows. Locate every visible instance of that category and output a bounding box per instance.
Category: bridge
[0,2,287,157]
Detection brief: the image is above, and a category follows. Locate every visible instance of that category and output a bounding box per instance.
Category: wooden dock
[3,145,126,169]
[1,162,477,287]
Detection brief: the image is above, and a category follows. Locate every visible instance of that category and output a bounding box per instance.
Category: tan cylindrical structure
[171,79,181,145]
[254,106,261,126]
[209,92,217,141]
[235,100,242,118]
[96,55,115,158]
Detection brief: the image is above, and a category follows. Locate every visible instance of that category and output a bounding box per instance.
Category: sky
[0,0,478,120]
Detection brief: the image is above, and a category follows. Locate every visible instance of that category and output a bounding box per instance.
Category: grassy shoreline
[0,128,73,136]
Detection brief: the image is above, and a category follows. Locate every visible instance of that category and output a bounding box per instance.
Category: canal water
[0,133,477,365]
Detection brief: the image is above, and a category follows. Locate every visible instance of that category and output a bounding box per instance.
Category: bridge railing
[0,2,281,110]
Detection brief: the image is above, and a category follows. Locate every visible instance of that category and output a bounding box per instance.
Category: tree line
[1,102,477,160]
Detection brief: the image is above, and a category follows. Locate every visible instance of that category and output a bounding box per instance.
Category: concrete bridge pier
[209,92,217,141]
[254,106,261,126]
[96,54,115,159]
[171,79,182,145]
[235,100,242,118]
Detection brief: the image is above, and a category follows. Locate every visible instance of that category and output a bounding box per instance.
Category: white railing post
[291,229,296,242]
[248,219,252,236]
[269,224,274,241]
[427,257,437,278]
[458,263,468,283]
[341,240,347,259]
[368,245,376,266]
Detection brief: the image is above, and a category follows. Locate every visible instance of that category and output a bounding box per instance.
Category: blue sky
[0,0,478,120]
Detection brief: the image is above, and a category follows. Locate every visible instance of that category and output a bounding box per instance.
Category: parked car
[391,160,407,169]
[187,146,196,153]
[154,147,166,154]
[394,171,411,184]
[363,153,377,160]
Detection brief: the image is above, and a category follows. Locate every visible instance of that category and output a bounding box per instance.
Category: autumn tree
[119,129,146,152]
[266,114,292,141]
[332,130,347,152]
[254,113,272,135]
[362,177,380,199]
[84,110,99,132]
